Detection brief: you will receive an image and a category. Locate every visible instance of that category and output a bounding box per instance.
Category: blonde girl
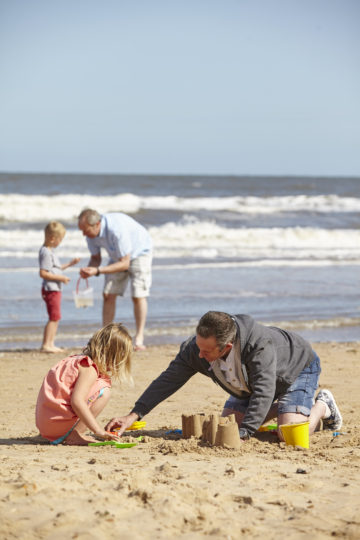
[36,323,132,445]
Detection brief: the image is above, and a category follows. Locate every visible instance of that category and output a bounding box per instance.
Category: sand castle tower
[201,413,219,446]
[214,414,241,449]
[181,413,207,438]
[182,412,241,449]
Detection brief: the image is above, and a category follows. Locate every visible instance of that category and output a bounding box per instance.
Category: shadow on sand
[0,434,50,445]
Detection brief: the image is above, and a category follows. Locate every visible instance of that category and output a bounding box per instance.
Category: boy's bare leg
[41,320,62,352]
[64,388,111,445]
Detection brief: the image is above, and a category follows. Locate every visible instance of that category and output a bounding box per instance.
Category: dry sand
[0,341,359,539]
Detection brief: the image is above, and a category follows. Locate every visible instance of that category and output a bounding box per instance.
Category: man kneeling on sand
[106,311,342,442]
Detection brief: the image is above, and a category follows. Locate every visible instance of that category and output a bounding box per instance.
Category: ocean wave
[1,193,360,222]
[1,259,360,271]
[1,222,359,263]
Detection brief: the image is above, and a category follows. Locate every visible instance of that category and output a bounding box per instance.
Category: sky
[0,0,359,176]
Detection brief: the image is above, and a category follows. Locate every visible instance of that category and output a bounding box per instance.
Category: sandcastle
[181,413,241,449]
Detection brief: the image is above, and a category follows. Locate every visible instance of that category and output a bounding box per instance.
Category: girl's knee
[89,387,111,417]
[90,386,111,405]
[100,386,111,402]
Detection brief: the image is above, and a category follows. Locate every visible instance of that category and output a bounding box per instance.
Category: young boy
[39,221,80,353]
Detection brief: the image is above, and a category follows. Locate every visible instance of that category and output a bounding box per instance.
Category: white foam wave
[267,317,360,331]
[149,220,360,260]
[1,223,360,263]
[1,259,360,272]
[1,192,360,222]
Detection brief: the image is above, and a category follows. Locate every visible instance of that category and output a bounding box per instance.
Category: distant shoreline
[1,341,359,356]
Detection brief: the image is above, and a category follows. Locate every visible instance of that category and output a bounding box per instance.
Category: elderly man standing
[78,208,152,350]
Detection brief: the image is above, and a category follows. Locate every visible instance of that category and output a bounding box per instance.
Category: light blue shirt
[86,213,152,263]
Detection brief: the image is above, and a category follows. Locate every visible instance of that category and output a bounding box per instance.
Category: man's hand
[105,413,139,437]
[80,266,98,278]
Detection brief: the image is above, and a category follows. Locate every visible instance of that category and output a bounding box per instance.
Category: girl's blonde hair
[83,323,133,384]
[44,221,66,241]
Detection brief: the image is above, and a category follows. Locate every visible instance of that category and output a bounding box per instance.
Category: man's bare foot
[40,346,64,353]
[134,344,146,352]
[62,430,97,446]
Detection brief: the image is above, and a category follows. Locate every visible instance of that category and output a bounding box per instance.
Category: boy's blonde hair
[83,323,133,384]
[44,221,66,241]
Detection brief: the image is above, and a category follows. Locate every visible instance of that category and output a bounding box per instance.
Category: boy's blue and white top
[39,246,63,291]
[86,213,152,263]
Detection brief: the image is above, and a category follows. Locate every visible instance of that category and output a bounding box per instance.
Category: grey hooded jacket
[131,314,315,437]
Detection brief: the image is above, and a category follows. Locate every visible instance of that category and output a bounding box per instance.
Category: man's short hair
[196,311,236,350]
[78,208,101,226]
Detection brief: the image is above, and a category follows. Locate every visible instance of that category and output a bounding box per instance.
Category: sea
[1,173,359,351]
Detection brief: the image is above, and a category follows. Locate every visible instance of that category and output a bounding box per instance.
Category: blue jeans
[223,352,321,418]
[277,352,321,416]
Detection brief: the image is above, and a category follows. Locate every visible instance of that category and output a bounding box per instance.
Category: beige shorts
[103,254,152,298]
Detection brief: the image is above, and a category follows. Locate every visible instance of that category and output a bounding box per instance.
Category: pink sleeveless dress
[35,355,111,441]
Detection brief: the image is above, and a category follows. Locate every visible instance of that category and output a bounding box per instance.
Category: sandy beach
[0,341,359,539]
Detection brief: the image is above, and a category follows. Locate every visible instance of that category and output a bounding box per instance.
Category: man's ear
[223,342,233,355]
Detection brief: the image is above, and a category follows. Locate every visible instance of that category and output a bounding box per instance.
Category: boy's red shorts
[41,289,62,321]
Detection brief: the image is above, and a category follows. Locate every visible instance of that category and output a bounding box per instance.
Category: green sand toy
[88,436,143,448]
[88,440,137,448]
